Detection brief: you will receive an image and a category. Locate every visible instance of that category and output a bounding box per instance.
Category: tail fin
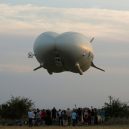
[90,37,95,43]
[33,63,44,71]
[91,62,105,72]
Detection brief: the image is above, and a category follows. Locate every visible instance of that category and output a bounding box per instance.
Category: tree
[0,96,34,119]
[104,96,129,118]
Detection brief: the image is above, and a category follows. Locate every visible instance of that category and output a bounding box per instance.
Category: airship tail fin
[91,62,105,72]
[33,63,44,71]
[90,37,95,43]
[33,66,42,71]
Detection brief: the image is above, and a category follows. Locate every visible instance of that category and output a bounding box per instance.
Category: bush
[103,96,129,118]
[0,96,34,119]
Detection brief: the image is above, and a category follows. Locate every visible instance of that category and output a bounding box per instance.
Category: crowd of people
[28,107,105,127]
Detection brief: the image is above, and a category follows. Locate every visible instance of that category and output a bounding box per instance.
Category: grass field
[0,125,129,129]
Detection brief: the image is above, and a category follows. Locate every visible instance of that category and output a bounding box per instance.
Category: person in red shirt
[40,109,46,125]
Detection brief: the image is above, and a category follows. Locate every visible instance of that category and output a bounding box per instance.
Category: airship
[28,31,105,75]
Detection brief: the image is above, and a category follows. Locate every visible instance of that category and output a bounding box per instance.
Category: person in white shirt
[28,110,34,127]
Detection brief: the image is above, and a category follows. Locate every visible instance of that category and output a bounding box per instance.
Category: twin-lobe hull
[33,32,94,74]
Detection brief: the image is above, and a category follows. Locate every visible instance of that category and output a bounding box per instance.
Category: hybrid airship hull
[29,31,104,75]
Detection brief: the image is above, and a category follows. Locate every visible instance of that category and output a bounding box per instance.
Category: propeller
[28,52,34,58]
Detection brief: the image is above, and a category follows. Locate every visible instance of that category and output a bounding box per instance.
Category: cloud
[0,3,129,109]
[0,4,129,41]
[0,3,129,74]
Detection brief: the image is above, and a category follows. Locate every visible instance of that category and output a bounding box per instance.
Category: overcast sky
[0,0,129,109]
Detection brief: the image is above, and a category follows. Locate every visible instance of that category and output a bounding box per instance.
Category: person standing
[71,109,77,126]
[40,109,46,125]
[66,108,71,126]
[52,107,57,125]
[58,109,63,126]
[28,110,34,127]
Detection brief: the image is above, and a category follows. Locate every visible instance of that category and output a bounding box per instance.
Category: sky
[0,0,129,109]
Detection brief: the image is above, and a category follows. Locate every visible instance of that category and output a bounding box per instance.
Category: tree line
[0,96,129,120]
